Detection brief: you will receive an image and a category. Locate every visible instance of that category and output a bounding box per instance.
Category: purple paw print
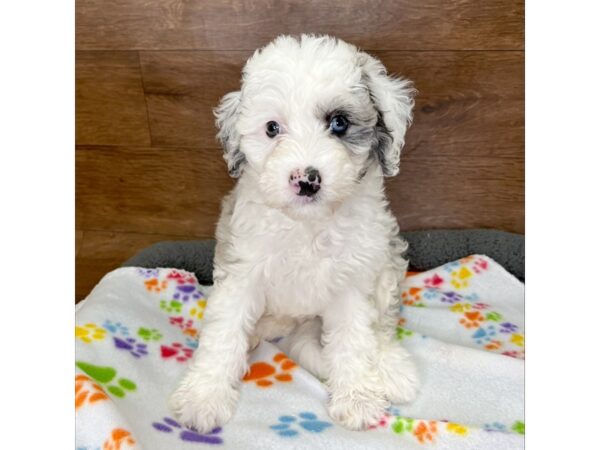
[499,322,519,333]
[152,417,223,444]
[137,268,160,278]
[440,291,462,304]
[173,284,203,303]
[114,336,148,358]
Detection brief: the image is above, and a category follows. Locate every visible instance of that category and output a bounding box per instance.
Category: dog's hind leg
[277,317,327,380]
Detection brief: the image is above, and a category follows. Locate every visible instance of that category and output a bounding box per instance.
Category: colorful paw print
[137,268,159,278]
[169,316,199,338]
[113,336,148,358]
[102,320,129,336]
[459,311,485,329]
[450,266,473,289]
[190,299,207,320]
[152,417,223,444]
[76,323,107,343]
[424,273,444,287]
[484,340,503,351]
[440,291,463,304]
[446,422,469,436]
[103,428,136,450]
[270,412,332,437]
[160,300,182,314]
[76,361,136,398]
[450,303,472,313]
[173,284,202,302]
[368,412,394,430]
[137,327,162,342]
[144,277,168,293]
[75,374,108,410]
[471,257,489,274]
[402,287,424,306]
[485,311,503,322]
[472,324,497,344]
[243,352,296,387]
[392,417,415,434]
[396,327,414,341]
[484,422,508,433]
[499,322,519,333]
[512,420,525,435]
[510,333,524,347]
[413,420,438,444]
[161,342,194,362]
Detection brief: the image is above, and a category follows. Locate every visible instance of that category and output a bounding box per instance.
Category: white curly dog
[170,34,419,432]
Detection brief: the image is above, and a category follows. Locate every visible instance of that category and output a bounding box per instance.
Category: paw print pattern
[102,320,129,336]
[152,417,223,444]
[471,257,489,274]
[440,291,463,304]
[484,422,508,433]
[512,420,525,435]
[169,316,199,338]
[75,374,108,410]
[137,268,159,278]
[160,342,194,362]
[392,417,415,435]
[103,428,136,450]
[144,277,168,293]
[499,322,519,333]
[270,412,332,437]
[485,312,503,322]
[450,266,473,289]
[459,311,485,329]
[472,324,497,344]
[160,300,182,314]
[446,422,469,436]
[396,327,414,341]
[76,361,136,398]
[510,333,524,347]
[137,327,162,342]
[189,299,208,320]
[76,323,107,343]
[368,412,394,430]
[413,420,438,444]
[402,287,424,306]
[167,270,204,303]
[243,353,297,387]
[450,303,472,313]
[113,336,148,358]
[424,273,444,287]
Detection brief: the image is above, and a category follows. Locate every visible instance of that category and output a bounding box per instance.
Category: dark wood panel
[388,155,524,233]
[76,229,199,301]
[140,50,523,159]
[76,146,235,236]
[76,0,523,51]
[76,51,151,145]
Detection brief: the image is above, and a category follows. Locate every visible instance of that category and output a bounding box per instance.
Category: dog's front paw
[376,342,420,404]
[327,385,389,430]
[169,375,239,433]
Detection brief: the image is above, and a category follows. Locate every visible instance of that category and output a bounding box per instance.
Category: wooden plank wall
[76,0,524,301]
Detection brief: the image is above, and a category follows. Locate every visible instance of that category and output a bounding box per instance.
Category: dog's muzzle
[289,166,321,197]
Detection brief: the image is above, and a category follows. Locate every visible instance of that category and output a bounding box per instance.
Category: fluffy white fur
[169,34,419,432]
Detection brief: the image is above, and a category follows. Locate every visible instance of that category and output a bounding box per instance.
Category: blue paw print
[185,337,198,349]
[472,324,498,344]
[102,320,129,336]
[484,422,508,433]
[270,412,332,437]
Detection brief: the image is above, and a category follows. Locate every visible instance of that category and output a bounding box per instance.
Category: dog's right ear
[214,91,246,178]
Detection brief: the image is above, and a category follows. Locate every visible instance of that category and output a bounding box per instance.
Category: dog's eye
[329,115,349,135]
[265,121,280,138]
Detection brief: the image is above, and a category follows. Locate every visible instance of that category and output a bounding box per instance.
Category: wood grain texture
[76,146,235,236]
[76,0,524,51]
[139,50,524,157]
[76,51,151,145]
[76,229,198,301]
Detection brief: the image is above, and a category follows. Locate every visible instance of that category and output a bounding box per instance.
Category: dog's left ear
[214,90,246,178]
[360,54,416,177]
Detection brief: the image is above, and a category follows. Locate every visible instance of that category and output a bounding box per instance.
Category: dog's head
[215,35,415,217]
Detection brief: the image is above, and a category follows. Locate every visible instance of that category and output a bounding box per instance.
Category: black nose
[305,167,321,183]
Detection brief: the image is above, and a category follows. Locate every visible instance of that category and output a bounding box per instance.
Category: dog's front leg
[321,290,389,430]
[169,279,263,432]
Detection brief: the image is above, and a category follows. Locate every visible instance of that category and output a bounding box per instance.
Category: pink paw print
[160,343,194,362]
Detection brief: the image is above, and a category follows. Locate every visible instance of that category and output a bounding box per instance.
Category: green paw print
[137,327,162,342]
[160,300,182,314]
[392,417,415,434]
[486,311,503,322]
[76,361,136,398]
[396,327,414,341]
[512,420,525,435]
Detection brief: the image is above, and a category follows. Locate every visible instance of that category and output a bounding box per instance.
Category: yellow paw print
[447,422,469,436]
[75,323,106,343]
[450,303,472,313]
[511,333,524,347]
[189,299,207,320]
[450,266,473,289]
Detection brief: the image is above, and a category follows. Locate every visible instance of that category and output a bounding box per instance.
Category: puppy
[170,34,419,432]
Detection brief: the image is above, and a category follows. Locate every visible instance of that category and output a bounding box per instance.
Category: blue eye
[266,121,280,138]
[329,115,349,135]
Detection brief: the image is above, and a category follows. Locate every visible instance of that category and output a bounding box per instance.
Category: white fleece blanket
[75,255,524,450]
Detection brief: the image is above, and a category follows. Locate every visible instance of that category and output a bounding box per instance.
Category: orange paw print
[103,428,135,450]
[144,277,168,293]
[243,353,297,387]
[402,287,422,305]
[459,311,485,329]
[75,374,108,410]
[413,420,438,443]
[484,340,503,351]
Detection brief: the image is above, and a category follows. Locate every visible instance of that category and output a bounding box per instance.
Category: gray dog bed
[123,229,524,283]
